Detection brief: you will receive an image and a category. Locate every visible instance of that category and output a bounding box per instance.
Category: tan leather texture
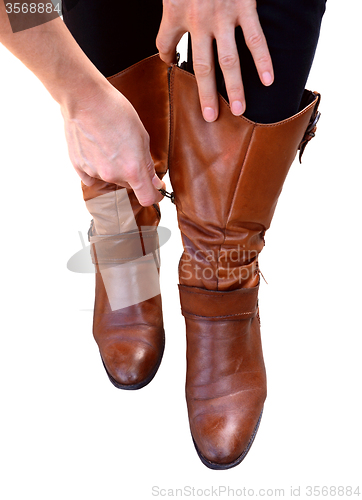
[179,282,265,467]
[82,54,170,389]
[168,64,320,467]
[169,66,320,291]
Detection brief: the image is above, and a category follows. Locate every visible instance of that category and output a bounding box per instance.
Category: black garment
[62,0,326,123]
[62,0,163,77]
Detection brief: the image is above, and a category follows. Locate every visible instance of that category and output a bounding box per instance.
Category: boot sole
[100,330,165,390]
[192,408,264,470]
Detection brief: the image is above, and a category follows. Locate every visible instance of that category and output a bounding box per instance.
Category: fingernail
[231,100,244,116]
[262,71,273,86]
[152,173,164,190]
[203,107,216,122]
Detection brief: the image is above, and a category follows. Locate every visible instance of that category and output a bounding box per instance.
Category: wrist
[54,69,111,117]
[0,13,113,115]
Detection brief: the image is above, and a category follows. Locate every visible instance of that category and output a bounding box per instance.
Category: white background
[0,2,361,499]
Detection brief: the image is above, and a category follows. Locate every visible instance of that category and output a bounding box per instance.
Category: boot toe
[100,330,164,389]
[191,409,263,469]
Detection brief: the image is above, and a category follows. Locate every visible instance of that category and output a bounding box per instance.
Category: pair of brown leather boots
[82,54,320,470]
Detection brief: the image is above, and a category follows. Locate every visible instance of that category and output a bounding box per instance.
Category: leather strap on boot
[179,283,258,320]
[89,226,161,312]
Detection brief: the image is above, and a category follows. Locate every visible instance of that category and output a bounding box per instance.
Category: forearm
[0,1,109,110]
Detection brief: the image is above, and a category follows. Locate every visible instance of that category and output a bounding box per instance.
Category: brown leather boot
[168,64,320,467]
[82,54,170,390]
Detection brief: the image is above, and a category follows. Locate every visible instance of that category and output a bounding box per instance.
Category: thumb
[145,156,166,192]
[128,159,164,207]
[151,171,166,192]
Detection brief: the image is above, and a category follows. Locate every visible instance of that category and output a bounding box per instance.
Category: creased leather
[169,64,320,466]
[169,65,320,291]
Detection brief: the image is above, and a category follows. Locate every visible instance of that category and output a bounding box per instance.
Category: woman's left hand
[156,0,274,122]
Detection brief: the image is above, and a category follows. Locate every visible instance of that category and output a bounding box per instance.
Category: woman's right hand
[61,82,165,207]
[0,4,164,207]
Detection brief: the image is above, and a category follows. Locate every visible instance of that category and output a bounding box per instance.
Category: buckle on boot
[298,93,321,163]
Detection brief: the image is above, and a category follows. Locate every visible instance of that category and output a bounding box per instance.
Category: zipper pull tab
[159,188,175,204]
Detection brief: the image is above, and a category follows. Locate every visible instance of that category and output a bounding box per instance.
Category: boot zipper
[159,188,175,203]
[157,59,178,205]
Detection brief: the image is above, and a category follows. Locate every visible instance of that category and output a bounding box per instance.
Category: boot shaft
[168,65,320,290]
[81,55,170,310]
[82,54,170,230]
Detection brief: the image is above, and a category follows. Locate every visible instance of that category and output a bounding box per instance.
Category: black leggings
[62,0,326,123]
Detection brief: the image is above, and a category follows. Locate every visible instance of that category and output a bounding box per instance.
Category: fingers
[124,158,165,207]
[216,28,246,116]
[158,17,220,122]
[72,148,164,206]
[239,8,274,87]
[156,15,185,65]
[73,157,162,206]
[74,166,96,187]
[191,35,219,122]
[157,0,273,120]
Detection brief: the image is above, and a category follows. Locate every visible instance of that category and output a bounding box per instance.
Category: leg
[171,0,326,468]
[62,1,169,389]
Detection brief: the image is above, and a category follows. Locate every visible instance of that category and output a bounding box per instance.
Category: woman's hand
[0,4,165,208]
[156,0,274,122]
[61,82,165,207]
